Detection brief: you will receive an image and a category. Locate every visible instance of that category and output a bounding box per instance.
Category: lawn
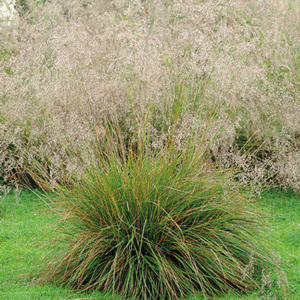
[0,188,121,300]
[0,187,299,299]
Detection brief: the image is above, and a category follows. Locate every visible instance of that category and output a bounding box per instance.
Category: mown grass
[0,189,121,299]
[258,188,300,298]
[0,187,298,299]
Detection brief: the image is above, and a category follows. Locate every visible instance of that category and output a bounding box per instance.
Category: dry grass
[0,0,300,193]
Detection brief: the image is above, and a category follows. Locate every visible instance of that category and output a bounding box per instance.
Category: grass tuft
[37,118,279,299]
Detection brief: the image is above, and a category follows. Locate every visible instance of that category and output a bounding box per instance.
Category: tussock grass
[30,114,280,299]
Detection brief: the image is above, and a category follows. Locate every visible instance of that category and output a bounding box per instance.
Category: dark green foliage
[15,0,31,17]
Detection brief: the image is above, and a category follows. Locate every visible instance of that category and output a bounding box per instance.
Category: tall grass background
[0,0,299,194]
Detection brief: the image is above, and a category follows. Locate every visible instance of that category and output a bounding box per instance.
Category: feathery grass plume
[37,107,279,299]
[1,0,300,193]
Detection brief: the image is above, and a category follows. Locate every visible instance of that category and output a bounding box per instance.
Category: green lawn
[0,189,121,300]
[0,187,299,299]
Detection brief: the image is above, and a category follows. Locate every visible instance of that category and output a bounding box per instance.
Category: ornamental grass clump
[38,119,278,299]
